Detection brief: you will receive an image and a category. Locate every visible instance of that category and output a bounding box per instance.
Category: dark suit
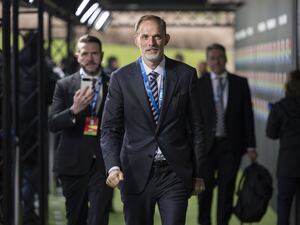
[49,71,112,225]
[101,57,205,225]
[197,72,256,225]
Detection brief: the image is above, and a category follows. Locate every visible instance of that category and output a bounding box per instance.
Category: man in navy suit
[101,15,206,225]
[197,43,257,225]
[49,35,112,225]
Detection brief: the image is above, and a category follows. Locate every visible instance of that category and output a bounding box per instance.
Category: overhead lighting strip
[80,3,99,23]
[75,0,91,16]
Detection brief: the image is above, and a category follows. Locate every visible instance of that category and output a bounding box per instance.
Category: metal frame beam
[100,2,243,11]
[37,0,49,224]
[1,0,14,223]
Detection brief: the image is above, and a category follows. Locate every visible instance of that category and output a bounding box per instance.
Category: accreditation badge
[83,117,99,136]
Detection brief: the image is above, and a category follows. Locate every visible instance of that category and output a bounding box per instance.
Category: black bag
[233,162,273,223]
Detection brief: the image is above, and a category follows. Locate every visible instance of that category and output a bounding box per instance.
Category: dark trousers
[277,177,300,225]
[59,160,113,225]
[121,163,190,225]
[198,138,242,225]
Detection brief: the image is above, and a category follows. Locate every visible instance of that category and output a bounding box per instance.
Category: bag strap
[236,165,250,194]
[237,163,255,225]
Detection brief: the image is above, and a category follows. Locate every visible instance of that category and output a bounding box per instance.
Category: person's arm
[240,78,258,162]
[101,72,125,187]
[242,78,256,148]
[48,79,93,132]
[189,69,206,193]
[48,80,75,132]
[266,103,280,139]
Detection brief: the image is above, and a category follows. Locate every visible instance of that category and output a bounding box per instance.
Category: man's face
[134,19,170,68]
[76,42,103,75]
[207,49,227,75]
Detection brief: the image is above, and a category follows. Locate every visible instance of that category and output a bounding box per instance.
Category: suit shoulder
[167,57,195,72]
[272,99,285,109]
[57,73,77,84]
[111,61,138,78]
[102,72,111,81]
[229,73,248,82]
[116,61,137,73]
[198,73,210,84]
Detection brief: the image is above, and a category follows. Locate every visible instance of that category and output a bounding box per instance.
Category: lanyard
[138,57,164,115]
[90,78,102,116]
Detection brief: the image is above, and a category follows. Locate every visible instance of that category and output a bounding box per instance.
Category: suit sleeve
[266,103,280,139]
[189,70,206,177]
[100,72,124,172]
[242,78,256,148]
[48,80,76,132]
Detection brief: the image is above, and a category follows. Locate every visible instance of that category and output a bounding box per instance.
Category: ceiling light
[80,3,99,24]
[94,11,110,30]
[75,0,90,16]
[88,8,102,26]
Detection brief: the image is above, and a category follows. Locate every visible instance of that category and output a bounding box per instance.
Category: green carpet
[49,186,276,225]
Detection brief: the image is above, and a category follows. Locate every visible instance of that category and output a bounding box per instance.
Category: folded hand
[106,170,124,188]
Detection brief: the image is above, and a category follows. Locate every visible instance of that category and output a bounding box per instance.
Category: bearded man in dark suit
[49,35,112,225]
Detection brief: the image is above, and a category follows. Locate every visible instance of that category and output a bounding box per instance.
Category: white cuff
[108,166,120,174]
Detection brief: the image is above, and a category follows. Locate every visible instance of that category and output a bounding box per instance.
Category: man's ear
[75,53,79,62]
[134,35,139,47]
[164,34,170,46]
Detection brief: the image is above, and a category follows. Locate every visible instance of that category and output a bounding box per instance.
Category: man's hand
[106,170,124,188]
[70,87,93,114]
[246,148,257,163]
[192,178,205,195]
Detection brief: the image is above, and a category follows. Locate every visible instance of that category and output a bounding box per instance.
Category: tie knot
[216,76,222,82]
[216,76,225,88]
[149,71,159,81]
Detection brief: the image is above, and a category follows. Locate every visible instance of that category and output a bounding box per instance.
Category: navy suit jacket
[197,72,256,154]
[49,71,109,176]
[101,57,205,194]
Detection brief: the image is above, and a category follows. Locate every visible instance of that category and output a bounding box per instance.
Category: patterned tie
[148,71,166,162]
[148,71,159,124]
[215,77,226,136]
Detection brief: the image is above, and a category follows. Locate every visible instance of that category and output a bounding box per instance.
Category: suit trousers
[59,159,112,225]
[277,176,300,225]
[198,138,242,225]
[121,163,190,225]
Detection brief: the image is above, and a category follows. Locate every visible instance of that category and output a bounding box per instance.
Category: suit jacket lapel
[225,73,233,117]
[156,58,178,132]
[131,60,156,128]
[96,72,109,116]
[203,73,216,119]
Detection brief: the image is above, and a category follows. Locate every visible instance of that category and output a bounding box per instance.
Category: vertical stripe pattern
[148,71,159,124]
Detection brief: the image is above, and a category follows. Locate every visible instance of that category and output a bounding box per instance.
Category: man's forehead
[77,42,101,51]
[137,20,162,32]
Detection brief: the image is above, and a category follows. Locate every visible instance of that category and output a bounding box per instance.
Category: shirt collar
[141,57,165,76]
[210,71,227,80]
[80,67,102,79]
